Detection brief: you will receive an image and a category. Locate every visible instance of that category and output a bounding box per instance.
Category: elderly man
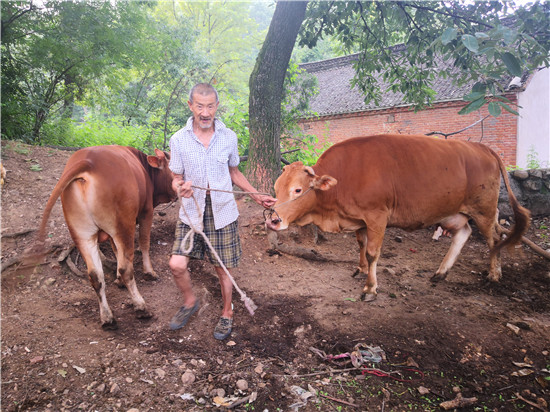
[168,83,276,340]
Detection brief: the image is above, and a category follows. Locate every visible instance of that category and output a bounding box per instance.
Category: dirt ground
[1,141,550,412]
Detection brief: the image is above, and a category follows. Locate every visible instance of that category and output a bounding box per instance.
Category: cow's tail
[36,159,93,246]
[490,151,531,258]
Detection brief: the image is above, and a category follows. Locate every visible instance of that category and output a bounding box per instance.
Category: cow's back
[60,146,150,228]
[314,135,501,229]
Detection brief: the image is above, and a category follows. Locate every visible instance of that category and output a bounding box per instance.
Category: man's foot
[213,317,233,340]
[169,299,200,330]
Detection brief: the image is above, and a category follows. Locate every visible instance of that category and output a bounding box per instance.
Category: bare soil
[1,141,550,412]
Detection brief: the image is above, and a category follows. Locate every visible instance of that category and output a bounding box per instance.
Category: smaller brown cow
[38,146,176,329]
[265,134,530,301]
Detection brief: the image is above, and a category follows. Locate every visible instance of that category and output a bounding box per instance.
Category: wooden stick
[319,393,358,407]
[1,228,36,239]
[65,255,86,277]
[514,393,549,412]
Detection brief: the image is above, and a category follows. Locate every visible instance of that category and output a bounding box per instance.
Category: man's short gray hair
[189,83,219,104]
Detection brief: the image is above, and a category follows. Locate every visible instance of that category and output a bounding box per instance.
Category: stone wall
[499,169,550,218]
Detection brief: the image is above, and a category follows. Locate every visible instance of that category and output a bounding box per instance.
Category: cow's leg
[106,236,125,287]
[360,225,385,302]
[76,237,117,329]
[474,215,502,281]
[112,231,152,319]
[352,228,368,278]
[137,211,157,281]
[431,214,471,282]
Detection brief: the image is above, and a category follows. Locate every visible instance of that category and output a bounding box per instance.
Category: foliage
[1,1,156,142]
[299,1,550,115]
[220,96,250,158]
[40,116,166,154]
[161,1,272,104]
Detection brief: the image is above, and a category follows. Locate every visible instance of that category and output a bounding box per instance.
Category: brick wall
[299,97,519,166]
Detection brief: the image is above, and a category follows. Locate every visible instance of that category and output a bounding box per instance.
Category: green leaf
[459,97,486,115]
[472,82,487,93]
[461,34,479,52]
[464,91,485,102]
[496,101,519,116]
[501,52,523,77]
[488,102,501,117]
[441,27,458,45]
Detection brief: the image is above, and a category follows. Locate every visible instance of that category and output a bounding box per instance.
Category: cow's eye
[295,188,302,194]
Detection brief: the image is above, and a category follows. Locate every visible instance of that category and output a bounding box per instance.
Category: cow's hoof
[352,269,360,278]
[135,308,153,319]
[360,292,377,302]
[101,319,118,330]
[114,277,126,289]
[430,273,446,283]
[143,271,159,281]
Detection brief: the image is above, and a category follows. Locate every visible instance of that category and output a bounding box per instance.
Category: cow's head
[147,149,177,207]
[266,161,337,231]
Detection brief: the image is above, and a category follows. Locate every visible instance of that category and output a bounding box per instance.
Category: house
[298,48,550,169]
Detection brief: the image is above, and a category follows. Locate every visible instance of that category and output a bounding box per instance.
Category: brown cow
[38,146,176,329]
[265,134,530,301]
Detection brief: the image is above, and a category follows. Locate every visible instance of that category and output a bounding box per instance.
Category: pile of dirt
[1,141,549,411]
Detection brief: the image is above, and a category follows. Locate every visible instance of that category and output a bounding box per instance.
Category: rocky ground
[1,141,549,411]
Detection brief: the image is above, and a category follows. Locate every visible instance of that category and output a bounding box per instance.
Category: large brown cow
[265,134,530,301]
[38,146,176,329]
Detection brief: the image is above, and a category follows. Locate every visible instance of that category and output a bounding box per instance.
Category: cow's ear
[154,148,166,160]
[147,155,163,169]
[304,166,316,177]
[312,175,337,191]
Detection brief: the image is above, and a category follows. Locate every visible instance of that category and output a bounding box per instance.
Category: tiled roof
[299,47,522,117]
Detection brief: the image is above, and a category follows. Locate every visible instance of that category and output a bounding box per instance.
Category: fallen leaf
[57,369,67,378]
[511,368,534,377]
[512,362,533,368]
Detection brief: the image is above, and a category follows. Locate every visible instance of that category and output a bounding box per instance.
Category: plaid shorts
[171,195,242,268]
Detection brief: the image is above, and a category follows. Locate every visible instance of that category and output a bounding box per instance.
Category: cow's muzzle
[263,208,281,229]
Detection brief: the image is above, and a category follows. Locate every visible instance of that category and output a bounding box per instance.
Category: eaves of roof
[299,48,525,118]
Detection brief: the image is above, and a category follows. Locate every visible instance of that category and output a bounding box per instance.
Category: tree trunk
[246,0,308,194]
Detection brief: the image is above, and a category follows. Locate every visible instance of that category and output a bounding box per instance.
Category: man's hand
[253,194,277,209]
[172,175,193,198]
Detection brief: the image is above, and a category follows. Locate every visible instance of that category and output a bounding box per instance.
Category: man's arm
[229,166,276,208]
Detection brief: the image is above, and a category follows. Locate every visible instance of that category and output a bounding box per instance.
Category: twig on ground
[319,393,358,407]
[1,228,36,239]
[513,393,549,412]
[274,367,358,378]
[65,255,86,277]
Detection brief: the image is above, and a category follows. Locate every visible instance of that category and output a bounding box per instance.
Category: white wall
[517,66,550,168]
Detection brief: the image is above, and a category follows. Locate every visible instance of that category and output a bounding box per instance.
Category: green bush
[41,116,168,154]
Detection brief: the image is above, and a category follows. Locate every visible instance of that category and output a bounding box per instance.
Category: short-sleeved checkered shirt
[169,117,240,230]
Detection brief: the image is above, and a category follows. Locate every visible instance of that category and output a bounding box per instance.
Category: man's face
[188,92,218,131]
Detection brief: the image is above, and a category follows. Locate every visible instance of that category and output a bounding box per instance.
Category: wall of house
[517,67,550,169]
[299,98,519,167]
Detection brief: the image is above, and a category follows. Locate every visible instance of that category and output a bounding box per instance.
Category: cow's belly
[296,213,365,233]
[388,207,469,231]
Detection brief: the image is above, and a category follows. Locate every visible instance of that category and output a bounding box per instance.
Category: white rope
[179,194,257,316]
